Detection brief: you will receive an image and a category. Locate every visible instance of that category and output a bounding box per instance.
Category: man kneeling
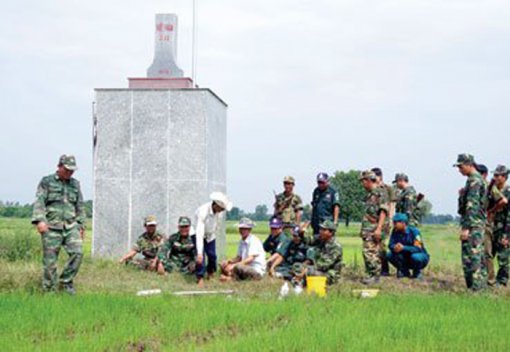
[387,213,430,279]
[220,218,266,281]
[293,220,343,286]
[157,217,197,277]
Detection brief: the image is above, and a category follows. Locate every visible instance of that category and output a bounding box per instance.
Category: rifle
[274,190,293,215]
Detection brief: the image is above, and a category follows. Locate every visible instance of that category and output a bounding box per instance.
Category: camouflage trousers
[41,227,83,291]
[484,225,496,285]
[233,264,262,281]
[461,228,487,291]
[160,257,195,275]
[128,257,157,271]
[493,229,510,285]
[380,228,390,274]
[361,234,382,277]
[276,262,306,281]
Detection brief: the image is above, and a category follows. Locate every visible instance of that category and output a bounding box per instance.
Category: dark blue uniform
[387,226,429,278]
[311,186,340,234]
[263,232,289,255]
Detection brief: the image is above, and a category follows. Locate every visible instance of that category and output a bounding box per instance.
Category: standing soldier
[487,165,510,286]
[394,173,420,227]
[455,154,488,291]
[311,173,341,236]
[31,155,86,295]
[359,170,389,285]
[371,168,395,276]
[273,176,304,226]
[119,215,164,270]
[157,217,197,278]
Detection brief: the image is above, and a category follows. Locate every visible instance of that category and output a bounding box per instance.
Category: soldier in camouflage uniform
[476,164,505,285]
[394,173,420,227]
[455,154,488,291]
[372,168,396,276]
[293,220,343,286]
[267,225,309,280]
[486,165,510,286]
[119,215,164,271]
[359,170,389,285]
[273,176,304,226]
[32,155,86,295]
[157,217,197,276]
[311,173,341,236]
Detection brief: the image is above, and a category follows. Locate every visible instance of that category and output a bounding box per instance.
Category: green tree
[329,170,365,226]
[227,207,243,221]
[253,204,269,221]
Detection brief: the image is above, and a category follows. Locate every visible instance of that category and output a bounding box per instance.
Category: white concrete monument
[92,14,227,258]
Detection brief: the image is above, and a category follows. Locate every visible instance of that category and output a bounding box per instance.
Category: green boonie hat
[178,216,191,227]
[493,165,509,176]
[359,170,377,181]
[319,219,337,231]
[59,154,78,171]
[453,153,475,167]
[238,217,255,229]
[283,176,295,184]
[144,215,157,226]
[393,173,409,183]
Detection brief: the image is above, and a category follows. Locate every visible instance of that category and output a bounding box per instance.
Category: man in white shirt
[220,217,266,281]
[194,192,232,286]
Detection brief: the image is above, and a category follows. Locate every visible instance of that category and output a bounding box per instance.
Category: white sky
[1,0,509,214]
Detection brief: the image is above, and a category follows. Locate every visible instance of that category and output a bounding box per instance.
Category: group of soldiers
[31,153,508,294]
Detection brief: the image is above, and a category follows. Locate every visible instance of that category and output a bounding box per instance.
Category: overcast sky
[1,0,509,215]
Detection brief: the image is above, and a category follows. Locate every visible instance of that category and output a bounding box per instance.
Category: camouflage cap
[283,176,295,184]
[393,213,409,224]
[178,216,191,227]
[59,154,78,171]
[319,219,337,231]
[453,153,475,167]
[493,165,510,176]
[392,173,409,183]
[238,217,255,229]
[144,215,157,226]
[359,170,377,181]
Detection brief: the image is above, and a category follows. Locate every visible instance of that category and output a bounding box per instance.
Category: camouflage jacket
[396,186,419,226]
[380,183,397,203]
[31,173,86,230]
[307,238,343,274]
[158,232,196,264]
[311,186,341,226]
[458,172,487,230]
[279,239,308,265]
[361,187,389,234]
[133,232,164,259]
[491,184,510,235]
[274,192,303,224]
[263,232,289,255]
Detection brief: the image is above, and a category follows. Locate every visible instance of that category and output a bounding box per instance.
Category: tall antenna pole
[191,0,198,86]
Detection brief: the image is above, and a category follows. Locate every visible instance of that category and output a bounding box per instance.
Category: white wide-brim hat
[210,192,233,211]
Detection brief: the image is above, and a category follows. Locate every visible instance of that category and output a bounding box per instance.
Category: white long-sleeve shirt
[194,202,222,255]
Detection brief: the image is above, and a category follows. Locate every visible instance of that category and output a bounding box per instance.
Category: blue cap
[269,217,283,229]
[291,225,301,236]
[393,213,409,224]
[317,172,329,182]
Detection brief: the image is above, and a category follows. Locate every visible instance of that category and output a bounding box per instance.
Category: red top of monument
[128,77,194,89]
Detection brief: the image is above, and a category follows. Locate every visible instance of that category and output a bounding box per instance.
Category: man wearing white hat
[194,192,232,285]
[220,217,266,281]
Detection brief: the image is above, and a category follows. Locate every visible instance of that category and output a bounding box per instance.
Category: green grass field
[1,217,510,351]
